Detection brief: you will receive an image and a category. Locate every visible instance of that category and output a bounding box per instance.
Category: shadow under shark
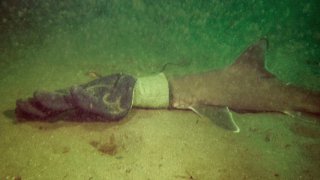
[169,38,320,132]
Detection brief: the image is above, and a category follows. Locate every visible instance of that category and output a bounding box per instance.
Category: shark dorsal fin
[231,38,274,78]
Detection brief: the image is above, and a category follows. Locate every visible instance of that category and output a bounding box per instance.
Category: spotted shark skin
[168,39,320,131]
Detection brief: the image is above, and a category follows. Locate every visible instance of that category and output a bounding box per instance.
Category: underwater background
[1,0,320,179]
[1,0,320,89]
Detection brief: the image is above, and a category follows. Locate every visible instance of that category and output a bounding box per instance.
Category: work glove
[15,73,136,121]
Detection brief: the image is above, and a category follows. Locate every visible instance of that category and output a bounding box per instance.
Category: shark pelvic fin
[189,105,240,133]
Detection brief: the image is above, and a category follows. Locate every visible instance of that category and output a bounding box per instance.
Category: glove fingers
[15,90,74,121]
[15,99,48,120]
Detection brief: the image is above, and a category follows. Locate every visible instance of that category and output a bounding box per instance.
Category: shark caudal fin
[189,105,240,133]
[230,38,274,79]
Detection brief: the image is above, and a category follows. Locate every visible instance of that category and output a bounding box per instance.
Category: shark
[168,38,320,132]
[14,38,320,133]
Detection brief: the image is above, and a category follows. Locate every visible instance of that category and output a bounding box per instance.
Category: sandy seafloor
[1,1,320,179]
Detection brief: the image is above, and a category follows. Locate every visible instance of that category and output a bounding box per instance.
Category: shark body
[168,39,320,132]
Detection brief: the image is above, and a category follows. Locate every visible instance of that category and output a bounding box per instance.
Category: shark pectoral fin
[283,110,301,119]
[189,105,240,133]
[283,110,320,123]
